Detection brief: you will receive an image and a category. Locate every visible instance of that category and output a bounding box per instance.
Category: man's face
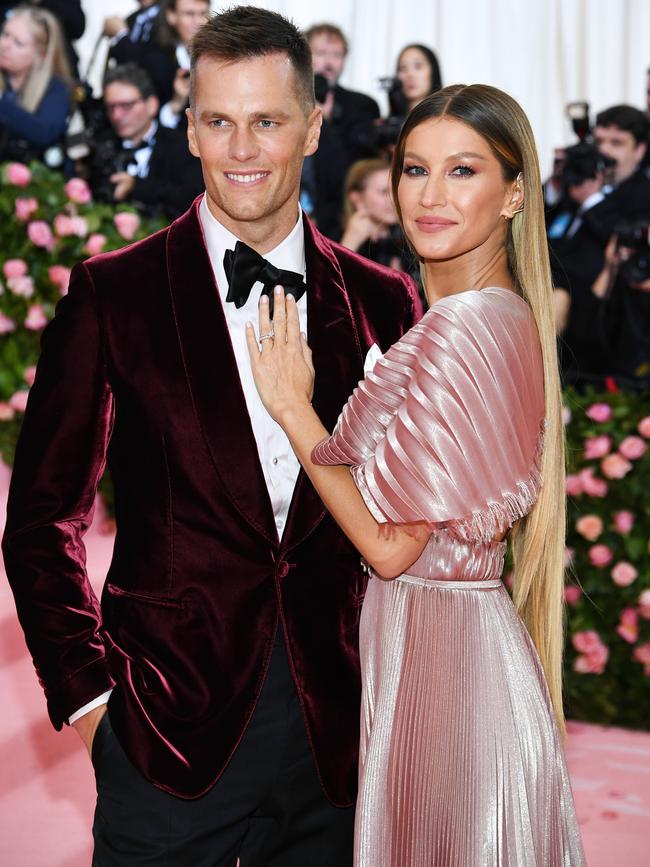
[166,0,209,46]
[309,34,346,86]
[187,53,321,249]
[594,124,646,184]
[104,82,158,142]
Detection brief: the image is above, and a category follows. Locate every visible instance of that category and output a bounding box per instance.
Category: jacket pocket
[106,583,187,610]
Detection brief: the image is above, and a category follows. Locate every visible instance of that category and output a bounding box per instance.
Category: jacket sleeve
[2,262,115,729]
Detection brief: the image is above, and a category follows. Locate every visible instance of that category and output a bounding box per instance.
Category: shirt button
[272,457,279,465]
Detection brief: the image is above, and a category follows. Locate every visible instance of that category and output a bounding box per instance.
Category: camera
[565,101,590,142]
[560,142,613,187]
[370,77,409,149]
[615,220,650,285]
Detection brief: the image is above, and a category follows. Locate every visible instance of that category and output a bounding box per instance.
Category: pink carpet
[1,459,648,865]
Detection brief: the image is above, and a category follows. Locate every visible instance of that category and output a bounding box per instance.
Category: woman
[341,158,408,272]
[247,84,585,865]
[396,43,442,111]
[0,4,71,165]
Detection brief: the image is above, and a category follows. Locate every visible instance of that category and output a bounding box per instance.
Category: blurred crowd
[0,0,648,391]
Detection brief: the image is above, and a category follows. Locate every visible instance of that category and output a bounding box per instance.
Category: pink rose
[574,650,608,675]
[0,401,16,421]
[23,365,37,386]
[586,403,612,423]
[618,436,647,461]
[575,515,603,541]
[14,196,38,221]
[632,642,650,675]
[3,258,28,279]
[616,607,639,643]
[0,312,16,334]
[64,177,92,204]
[27,220,54,251]
[564,585,582,605]
[84,233,107,256]
[584,435,612,459]
[611,561,638,587]
[7,275,35,298]
[638,589,650,620]
[562,406,572,425]
[70,215,88,238]
[24,304,48,331]
[53,213,74,236]
[613,510,635,534]
[638,416,650,438]
[114,211,140,240]
[601,453,632,479]
[5,162,32,186]
[579,467,608,498]
[589,544,613,567]
[9,390,29,412]
[565,474,583,496]
[48,265,71,295]
[572,630,603,655]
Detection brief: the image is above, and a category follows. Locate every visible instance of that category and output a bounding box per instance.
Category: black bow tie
[223,241,306,316]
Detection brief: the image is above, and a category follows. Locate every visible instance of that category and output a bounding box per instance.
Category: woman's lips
[414,217,457,233]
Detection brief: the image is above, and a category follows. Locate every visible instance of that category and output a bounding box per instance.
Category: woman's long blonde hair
[391,84,567,734]
[0,5,71,112]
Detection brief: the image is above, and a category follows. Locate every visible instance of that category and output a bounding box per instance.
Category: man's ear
[186,107,200,158]
[303,106,322,157]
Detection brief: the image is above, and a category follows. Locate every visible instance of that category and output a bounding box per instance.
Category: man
[85,62,203,219]
[303,23,380,240]
[589,104,650,241]
[104,0,160,66]
[3,7,421,865]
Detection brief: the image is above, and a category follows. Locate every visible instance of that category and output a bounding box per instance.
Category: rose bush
[562,386,650,730]
[0,161,164,465]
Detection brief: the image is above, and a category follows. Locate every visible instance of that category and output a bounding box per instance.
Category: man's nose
[228,126,260,162]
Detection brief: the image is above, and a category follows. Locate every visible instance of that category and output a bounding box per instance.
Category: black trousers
[91,635,354,866]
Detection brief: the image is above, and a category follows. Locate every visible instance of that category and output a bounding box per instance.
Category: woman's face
[354,169,396,225]
[397,117,518,264]
[0,14,39,78]
[397,48,432,105]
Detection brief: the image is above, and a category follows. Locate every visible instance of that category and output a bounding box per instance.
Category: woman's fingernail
[260,295,269,305]
[275,285,283,295]
[286,293,294,301]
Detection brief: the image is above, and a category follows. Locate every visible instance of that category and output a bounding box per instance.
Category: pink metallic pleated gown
[313,287,586,866]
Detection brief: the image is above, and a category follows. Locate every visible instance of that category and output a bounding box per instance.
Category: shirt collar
[199,194,306,304]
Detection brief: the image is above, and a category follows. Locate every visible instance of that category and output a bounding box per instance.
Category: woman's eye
[403,165,427,176]
[450,165,475,177]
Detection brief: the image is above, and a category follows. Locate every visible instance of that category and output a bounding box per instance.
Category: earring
[511,171,524,215]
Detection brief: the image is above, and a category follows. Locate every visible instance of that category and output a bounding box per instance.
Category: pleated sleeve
[312,288,546,542]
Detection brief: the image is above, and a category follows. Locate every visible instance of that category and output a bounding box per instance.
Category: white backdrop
[77,0,650,175]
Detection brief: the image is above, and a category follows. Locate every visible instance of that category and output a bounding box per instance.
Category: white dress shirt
[70,197,308,724]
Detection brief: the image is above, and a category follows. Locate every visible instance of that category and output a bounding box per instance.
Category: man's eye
[258,120,278,129]
[210,119,228,128]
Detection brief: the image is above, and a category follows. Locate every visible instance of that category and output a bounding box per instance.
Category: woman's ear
[501,172,524,220]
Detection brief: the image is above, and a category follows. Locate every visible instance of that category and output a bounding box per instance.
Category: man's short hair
[595,104,650,145]
[104,62,157,100]
[304,23,348,55]
[189,6,315,112]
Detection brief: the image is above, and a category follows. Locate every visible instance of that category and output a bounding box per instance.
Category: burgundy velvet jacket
[2,200,421,801]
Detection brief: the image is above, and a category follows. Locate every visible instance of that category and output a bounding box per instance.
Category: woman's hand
[246,286,315,426]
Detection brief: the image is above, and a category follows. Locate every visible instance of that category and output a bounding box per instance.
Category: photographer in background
[302,22,379,240]
[0,4,72,168]
[588,225,650,389]
[84,63,202,220]
[0,0,84,80]
[105,1,160,67]
[395,44,441,113]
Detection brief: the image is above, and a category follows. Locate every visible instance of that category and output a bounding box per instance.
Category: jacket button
[277,560,290,578]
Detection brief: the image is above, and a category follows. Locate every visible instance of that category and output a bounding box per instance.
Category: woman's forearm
[280,403,429,578]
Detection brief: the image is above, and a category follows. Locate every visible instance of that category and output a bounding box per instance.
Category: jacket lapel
[165,201,278,544]
[282,215,365,552]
